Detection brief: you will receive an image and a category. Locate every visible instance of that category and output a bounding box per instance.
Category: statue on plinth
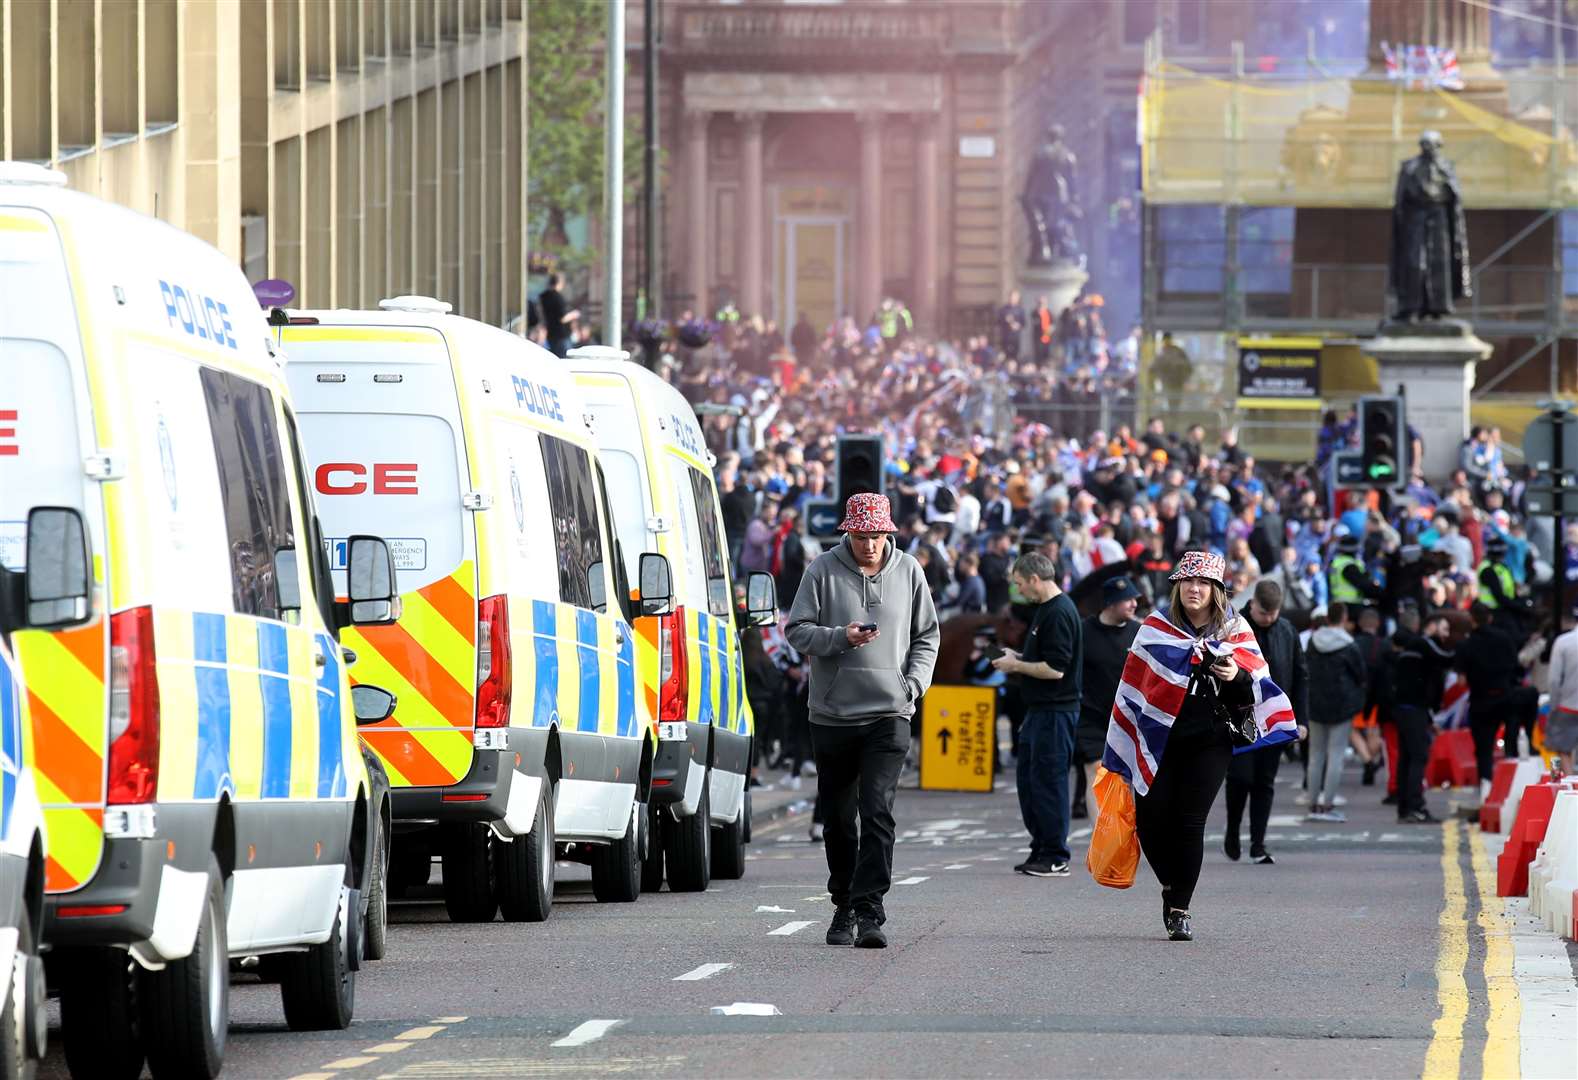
[1387,130,1471,329]
[1020,124,1084,267]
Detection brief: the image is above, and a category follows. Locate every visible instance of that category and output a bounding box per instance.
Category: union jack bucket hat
[1169,549,1226,586]
[839,492,898,534]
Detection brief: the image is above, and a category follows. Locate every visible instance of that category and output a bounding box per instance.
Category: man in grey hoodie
[786,493,940,949]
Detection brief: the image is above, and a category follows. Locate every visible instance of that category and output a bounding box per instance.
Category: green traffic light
[1367,463,1396,480]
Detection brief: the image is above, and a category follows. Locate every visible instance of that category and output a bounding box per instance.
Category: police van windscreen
[294,410,465,594]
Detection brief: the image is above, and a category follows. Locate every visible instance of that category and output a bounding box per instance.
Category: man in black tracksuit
[1454,603,1521,789]
[1390,607,1455,822]
[1224,579,1307,863]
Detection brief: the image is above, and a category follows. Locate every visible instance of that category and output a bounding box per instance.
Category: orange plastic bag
[1086,766,1140,889]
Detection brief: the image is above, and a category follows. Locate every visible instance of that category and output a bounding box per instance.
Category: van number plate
[658,722,688,743]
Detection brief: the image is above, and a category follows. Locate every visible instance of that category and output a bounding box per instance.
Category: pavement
[38,754,1578,1080]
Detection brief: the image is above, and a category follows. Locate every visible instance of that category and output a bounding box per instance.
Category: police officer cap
[1337,533,1361,553]
[1486,535,1508,555]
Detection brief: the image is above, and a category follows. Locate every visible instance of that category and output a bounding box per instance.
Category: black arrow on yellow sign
[936,727,953,755]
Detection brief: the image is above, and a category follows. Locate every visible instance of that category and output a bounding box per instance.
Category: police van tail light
[108,606,160,805]
[659,610,688,723]
[475,594,512,729]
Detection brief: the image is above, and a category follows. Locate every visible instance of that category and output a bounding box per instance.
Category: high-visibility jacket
[1477,560,1516,610]
[1328,554,1365,604]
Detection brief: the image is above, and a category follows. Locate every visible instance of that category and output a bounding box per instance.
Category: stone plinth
[1360,323,1493,481]
[1019,259,1088,322]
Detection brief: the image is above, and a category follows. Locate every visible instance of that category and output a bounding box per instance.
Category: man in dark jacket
[1455,602,1522,790]
[1073,576,1141,819]
[1225,580,1308,862]
[1391,606,1455,822]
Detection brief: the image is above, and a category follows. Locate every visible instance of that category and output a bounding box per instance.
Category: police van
[0,165,402,1078]
[568,349,777,893]
[281,301,659,921]
[0,551,51,1080]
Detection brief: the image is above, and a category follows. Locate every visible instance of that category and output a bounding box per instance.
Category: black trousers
[1224,744,1281,853]
[1135,728,1233,912]
[1468,701,1505,784]
[1393,704,1433,817]
[811,716,909,923]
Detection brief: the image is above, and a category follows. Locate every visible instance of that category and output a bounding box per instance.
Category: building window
[1157,204,1225,294]
[1123,0,1157,45]
[199,369,295,620]
[538,434,607,612]
[1239,206,1294,295]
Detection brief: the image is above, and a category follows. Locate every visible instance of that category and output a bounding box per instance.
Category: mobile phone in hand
[857,623,878,632]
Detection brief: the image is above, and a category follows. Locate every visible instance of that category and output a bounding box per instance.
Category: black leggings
[1135,729,1233,912]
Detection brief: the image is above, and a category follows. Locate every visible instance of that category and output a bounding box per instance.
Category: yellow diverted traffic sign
[919,685,995,793]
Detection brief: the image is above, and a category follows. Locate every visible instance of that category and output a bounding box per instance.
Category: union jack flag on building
[1380,41,1465,91]
[1102,612,1298,797]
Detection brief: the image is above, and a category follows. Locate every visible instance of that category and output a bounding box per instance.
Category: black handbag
[1186,656,1258,748]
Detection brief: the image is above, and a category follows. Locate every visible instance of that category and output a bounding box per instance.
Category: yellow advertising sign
[919,685,995,793]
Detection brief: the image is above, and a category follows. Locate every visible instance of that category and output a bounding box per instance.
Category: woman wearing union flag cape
[1100,551,1298,941]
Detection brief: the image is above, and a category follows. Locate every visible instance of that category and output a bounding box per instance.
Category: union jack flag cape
[1101,612,1298,797]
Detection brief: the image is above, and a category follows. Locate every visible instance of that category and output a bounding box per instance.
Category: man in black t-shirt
[538,273,580,358]
[992,551,1082,876]
[1074,576,1140,818]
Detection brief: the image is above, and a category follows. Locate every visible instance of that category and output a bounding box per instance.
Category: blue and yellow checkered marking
[1,647,23,840]
[678,608,751,738]
[154,611,351,804]
[524,600,640,739]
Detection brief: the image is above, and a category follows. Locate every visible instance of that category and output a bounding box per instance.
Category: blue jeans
[1017,708,1076,864]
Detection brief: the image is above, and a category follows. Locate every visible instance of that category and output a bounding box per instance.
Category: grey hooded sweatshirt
[785,536,940,725]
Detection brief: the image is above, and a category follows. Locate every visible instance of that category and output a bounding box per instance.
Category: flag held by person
[1101,612,1297,797]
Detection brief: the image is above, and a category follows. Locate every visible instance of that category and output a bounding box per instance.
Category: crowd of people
[655,284,1578,945]
[536,281,1577,938]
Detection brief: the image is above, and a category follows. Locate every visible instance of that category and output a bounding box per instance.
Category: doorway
[778,217,845,332]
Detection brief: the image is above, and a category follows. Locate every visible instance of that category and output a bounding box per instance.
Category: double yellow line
[1423,819,1524,1080]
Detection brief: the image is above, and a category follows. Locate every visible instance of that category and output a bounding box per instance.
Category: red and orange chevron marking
[348,564,479,789]
[16,620,108,893]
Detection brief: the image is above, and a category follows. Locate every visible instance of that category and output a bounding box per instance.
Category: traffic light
[1359,395,1405,487]
[835,435,884,502]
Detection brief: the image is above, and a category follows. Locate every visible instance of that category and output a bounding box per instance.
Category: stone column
[914,113,940,333]
[857,111,884,324]
[1362,328,1493,481]
[685,109,710,314]
[737,111,765,318]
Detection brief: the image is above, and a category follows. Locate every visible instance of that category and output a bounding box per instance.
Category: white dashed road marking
[768,920,817,936]
[553,1019,626,1048]
[895,876,930,885]
[673,962,734,981]
[944,863,971,870]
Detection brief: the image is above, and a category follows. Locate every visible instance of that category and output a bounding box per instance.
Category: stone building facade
[627,0,1060,334]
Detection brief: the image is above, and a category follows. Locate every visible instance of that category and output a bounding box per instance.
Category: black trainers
[855,916,887,949]
[825,907,855,947]
[1401,809,1440,824]
[1381,792,1399,806]
[1223,833,1241,861]
[1251,850,1275,865]
[1013,855,1038,873]
[1165,909,1193,941]
[1022,860,1069,877]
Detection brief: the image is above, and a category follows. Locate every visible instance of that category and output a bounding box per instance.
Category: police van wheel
[639,803,666,894]
[711,795,748,881]
[140,856,228,1079]
[590,802,643,903]
[280,885,356,1031]
[441,823,499,923]
[60,947,143,1080]
[664,780,712,893]
[363,824,390,960]
[2,904,45,1080]
[496,784,554,922]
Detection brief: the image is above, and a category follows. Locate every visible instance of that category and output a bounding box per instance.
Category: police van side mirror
[274,547,302,621]
[351,684,398,725]
[24,507,93,629]
[745,571,779,628]
[637,552,673,617]
[346,536,401,625]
